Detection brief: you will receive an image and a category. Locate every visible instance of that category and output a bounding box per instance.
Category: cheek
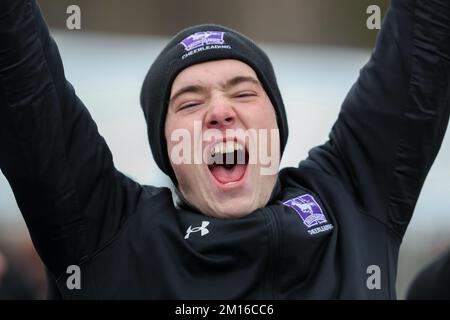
[165,117,201,168]
[165,117,181,166]
[254,105,278,129]
[265,104,278,127]
[164,115,174,148]
[165,115,186,150]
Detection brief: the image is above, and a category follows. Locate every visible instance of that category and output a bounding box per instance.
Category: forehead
[170,59,258,93]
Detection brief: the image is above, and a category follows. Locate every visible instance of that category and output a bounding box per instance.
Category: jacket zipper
[263,206,282,299]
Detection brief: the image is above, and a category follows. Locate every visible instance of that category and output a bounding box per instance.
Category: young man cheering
[1,0,449,299]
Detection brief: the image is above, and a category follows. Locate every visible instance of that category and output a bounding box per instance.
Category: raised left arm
[302,0,450,236]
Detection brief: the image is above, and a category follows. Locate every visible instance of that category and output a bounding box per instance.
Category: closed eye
[234,91,257,99]
[178,102,202,111]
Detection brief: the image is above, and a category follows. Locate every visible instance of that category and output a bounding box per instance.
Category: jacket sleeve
[0,0,144,277]
[301,0,450,236]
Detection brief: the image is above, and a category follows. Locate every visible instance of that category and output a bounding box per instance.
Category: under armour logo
[185,221,210,239]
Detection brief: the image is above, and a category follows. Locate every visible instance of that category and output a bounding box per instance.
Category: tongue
[210,164,246,184]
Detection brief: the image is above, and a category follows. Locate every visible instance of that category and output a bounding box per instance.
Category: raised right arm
[0,0,142,277]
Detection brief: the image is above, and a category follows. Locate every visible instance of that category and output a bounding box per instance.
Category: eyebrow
[170,85,206,103]
[224,76,261,90]
[169,76,261,103]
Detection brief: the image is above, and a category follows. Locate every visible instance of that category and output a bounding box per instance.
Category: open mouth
[207,140,249,186]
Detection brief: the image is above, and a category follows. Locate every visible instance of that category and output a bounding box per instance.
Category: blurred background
[1,0,449,299]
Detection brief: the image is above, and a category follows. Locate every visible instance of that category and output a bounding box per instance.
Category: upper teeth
[211,142,244,156]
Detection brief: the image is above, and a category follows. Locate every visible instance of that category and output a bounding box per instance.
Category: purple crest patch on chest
[283,194,328,228]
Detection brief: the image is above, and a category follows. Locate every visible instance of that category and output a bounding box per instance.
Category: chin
[203,198,259,219]
[201,191,263,219]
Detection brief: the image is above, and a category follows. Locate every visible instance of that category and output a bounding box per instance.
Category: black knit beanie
[140,24,289,185]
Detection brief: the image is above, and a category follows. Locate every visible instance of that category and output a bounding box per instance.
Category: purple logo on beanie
[180,31,225,51]
[283,194,328,228]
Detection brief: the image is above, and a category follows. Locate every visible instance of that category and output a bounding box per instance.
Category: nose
[205,96,236,130]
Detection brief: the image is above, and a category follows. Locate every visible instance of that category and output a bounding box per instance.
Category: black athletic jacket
[0,0,449,299]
